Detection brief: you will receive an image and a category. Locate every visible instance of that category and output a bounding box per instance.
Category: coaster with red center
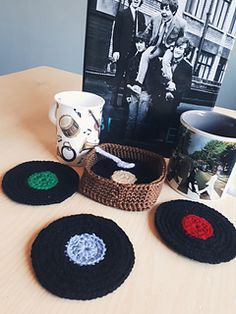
[155,200,236,264]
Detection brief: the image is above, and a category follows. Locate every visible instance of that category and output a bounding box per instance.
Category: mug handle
[49,101,58,124]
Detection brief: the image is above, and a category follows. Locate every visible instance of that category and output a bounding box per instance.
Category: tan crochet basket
[80,143,167,211]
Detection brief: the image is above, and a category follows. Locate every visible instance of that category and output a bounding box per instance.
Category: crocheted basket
[80,143,167,211]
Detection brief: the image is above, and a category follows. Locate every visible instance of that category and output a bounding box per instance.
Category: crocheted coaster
[92,158,159,184]
[31,214,135,300]
[2,161,79,205]
[155,200,236,264]
[111,170,137,184]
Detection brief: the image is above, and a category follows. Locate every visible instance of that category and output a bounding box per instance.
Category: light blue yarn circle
[65,233,106,266]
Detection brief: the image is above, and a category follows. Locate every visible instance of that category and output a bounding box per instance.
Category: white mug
[49,91,105,166]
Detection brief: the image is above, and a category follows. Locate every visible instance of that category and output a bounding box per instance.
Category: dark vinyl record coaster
[31,214,135,300]
[2,161,79,205]
[91,158,160,184]
[155,200,236,264]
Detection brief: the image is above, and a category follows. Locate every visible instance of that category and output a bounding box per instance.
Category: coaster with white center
[154,200,236,264]
[2,161,79,205]
[31,214,135,300]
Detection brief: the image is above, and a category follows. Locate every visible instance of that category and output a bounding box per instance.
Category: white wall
[0,0,235,110]
[0,0,87,75]
[216,43,236,110]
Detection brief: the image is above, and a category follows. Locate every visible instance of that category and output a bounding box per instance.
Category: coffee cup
[167,110,236,200]
[49,91,104,166]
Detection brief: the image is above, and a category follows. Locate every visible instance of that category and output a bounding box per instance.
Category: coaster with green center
[2,161,79,205]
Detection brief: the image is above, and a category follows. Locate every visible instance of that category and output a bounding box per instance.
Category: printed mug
[167,110,236,200]
[49,91,105,166]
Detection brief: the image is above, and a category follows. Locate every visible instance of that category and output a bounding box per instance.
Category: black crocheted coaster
[155,200,236,264]
[31,214,135,300]
[2,161,79,205]
[92,158,159,184]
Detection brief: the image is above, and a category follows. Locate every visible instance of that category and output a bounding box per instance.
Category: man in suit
[110,0,146,107]
[125,31,150,139]
[128,0,187,95]
[146,36,193,144]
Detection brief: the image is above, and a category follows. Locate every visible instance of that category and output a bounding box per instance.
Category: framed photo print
[83,0,236,157]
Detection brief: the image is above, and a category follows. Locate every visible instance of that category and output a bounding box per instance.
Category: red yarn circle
[181,214,214,240]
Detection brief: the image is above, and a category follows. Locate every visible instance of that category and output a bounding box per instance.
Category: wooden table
[1,66,236,314]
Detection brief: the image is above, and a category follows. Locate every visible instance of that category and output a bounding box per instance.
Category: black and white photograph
[83,0,236,156]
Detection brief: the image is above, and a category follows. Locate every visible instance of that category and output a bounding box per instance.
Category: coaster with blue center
[154,200,236,264]
[2,161,79,205]
[31,214,135,300]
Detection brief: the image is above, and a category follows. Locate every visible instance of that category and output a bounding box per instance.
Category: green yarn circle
[27,171,59,190]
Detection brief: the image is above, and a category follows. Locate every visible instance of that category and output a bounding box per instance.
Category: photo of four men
[109,0,192,146]
[83,0,235,156]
